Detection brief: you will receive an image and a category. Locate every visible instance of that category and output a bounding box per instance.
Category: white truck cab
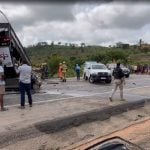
[83,62,112,83]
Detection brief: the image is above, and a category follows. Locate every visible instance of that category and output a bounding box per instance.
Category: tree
[107,50,129,64]
[81,43,85,47]
[37,42,48,46]
[51,41,54,46]
[58,42,61,45]
[90,52,109,64]
[47,55,64,77]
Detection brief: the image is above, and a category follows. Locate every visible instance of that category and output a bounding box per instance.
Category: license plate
[101,77,106,79]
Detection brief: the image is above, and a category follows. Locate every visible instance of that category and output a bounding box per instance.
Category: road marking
[6,96,75,108]
[6,85,150,108]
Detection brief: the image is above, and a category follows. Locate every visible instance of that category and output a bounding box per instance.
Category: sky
[0,1,150,47]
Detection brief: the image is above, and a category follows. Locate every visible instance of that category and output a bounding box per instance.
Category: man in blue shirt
[75,64,81,80]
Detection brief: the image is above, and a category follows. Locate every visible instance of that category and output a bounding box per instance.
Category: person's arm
[0,67,5,80]
[120,69,125,85]
[121,76,125,85]
[1,73,5,81]
[75,66,77,72]
[2,72,5,80]
[15,65,20,74]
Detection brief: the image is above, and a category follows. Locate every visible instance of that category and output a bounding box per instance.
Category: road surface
[4,74,150,107]
[0,74,150,150]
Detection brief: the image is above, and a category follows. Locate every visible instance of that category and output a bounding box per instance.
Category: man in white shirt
[0,60,7,111]
[17,60,32,109]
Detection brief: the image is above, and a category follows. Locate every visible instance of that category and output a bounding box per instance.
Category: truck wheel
[89,76,94,83]
[84,74,88,80]
[105,79,111,84]
[83,74,86,80]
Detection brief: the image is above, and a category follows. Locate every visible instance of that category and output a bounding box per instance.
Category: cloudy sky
[0,1,150,47]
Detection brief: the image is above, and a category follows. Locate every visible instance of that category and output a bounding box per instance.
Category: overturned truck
[0,23,41,91]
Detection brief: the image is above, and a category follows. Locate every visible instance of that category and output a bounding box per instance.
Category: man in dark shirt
[109,62,125,102]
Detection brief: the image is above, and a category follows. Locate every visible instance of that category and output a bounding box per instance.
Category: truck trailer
[0,23,41,90]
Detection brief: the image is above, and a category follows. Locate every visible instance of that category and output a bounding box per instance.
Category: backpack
[113,67,124,79]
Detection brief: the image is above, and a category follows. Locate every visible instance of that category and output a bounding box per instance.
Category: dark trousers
[76,72,80,80]
[20,82,32,106]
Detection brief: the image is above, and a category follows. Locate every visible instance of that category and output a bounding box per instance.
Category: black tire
[86,76,88,80]
[125,74,130,78]
[89,76,94,83]
[84,74,88,80]
[105,79,112,84]
[83,74,86,80]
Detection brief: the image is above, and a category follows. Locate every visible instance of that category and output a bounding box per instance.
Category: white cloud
[0,2,150,47]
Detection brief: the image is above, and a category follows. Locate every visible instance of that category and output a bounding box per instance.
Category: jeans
[19,82,32,106]
[76,72,80,80]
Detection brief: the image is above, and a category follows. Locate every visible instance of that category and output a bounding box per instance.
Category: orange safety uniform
[62,62,67,81]
[58,63,63,79]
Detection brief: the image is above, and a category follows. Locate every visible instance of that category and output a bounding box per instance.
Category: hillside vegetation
[25,44,150,77]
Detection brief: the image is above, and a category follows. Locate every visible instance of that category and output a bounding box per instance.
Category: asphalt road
[4,74,150,107]
[1,74,150,150]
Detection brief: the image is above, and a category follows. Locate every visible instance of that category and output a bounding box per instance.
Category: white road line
[6,85,150,108]
[6,96,74,108]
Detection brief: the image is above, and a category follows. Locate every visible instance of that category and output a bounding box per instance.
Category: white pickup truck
[83,62,112,83]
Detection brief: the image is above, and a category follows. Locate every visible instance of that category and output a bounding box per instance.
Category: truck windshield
[92,65,107,69]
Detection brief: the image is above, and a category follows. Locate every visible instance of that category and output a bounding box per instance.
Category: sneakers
[18,104,33,109]
[109,97,126,102]
[121,99,126,101]
[109,97,113,102]
[18,106,25,109]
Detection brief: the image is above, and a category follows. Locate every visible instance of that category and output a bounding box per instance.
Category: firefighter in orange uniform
[58,63,63,80]
[62,61,67,82]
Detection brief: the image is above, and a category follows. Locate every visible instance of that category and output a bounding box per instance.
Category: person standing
[109,62,125,102]
[75,64,81,80]
[62,61,67,82]
[0,60,7,111]
[58,63,63,80]
[16,60,33,109]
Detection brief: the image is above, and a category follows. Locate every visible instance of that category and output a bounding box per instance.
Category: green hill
[25,44,130,65]
[25,44,150,77]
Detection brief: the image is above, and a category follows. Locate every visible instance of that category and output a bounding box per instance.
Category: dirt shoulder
[1,103,150,150]
[71,115,150,150]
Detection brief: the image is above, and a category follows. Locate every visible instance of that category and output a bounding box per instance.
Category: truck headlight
[91,73,97,76]
[108,71,111,76]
